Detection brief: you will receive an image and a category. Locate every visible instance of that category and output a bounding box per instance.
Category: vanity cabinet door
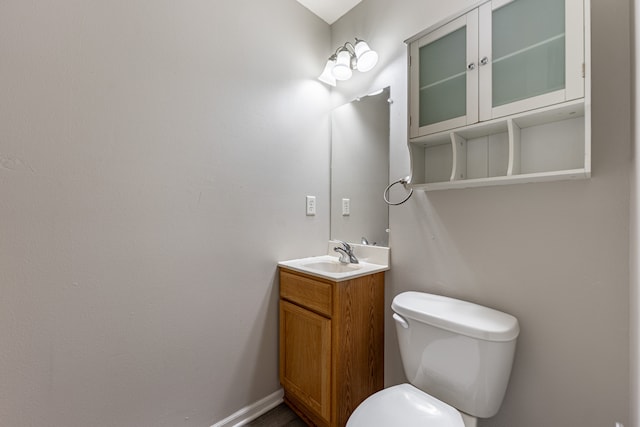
[279,300,331,424]
[278,268,385,427]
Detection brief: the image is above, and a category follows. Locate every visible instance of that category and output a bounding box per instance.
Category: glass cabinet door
[493,0,565,106]
[419,26,467,126]
[479,0,584,120]
[410,11,478,138]
[409,0,584,138]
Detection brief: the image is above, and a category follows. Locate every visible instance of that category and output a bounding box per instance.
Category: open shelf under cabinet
[408,99,590,191]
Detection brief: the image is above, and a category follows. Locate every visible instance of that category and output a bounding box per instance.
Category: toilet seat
[346,384,465,427]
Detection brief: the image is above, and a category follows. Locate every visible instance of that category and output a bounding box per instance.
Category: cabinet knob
[480,56,489,66]
[467,62,476,71]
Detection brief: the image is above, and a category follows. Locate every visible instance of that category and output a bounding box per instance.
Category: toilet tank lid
[392,292,519,342]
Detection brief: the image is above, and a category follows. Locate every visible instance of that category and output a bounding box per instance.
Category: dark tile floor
[247,403,306,427]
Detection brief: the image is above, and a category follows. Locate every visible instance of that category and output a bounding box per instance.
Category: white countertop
[278,242,390,282]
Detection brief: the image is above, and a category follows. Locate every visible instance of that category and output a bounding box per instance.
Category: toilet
[347,291,519,427]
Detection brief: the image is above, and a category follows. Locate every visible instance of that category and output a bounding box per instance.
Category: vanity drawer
[280,270,332,317]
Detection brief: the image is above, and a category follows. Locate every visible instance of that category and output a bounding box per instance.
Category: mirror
[330,87,390,247]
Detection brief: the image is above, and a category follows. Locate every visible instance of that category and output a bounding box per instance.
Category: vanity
[278,86,391,426]
[278,244,389,427]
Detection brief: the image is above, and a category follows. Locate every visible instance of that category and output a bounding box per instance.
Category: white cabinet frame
[406,0,590,191]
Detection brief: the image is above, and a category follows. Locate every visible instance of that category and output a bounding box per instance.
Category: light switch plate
[342,198,350,216]
[306,196,316,216]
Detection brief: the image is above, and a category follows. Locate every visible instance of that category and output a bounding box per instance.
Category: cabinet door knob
[480,56,489,66]
[467,62,476,71]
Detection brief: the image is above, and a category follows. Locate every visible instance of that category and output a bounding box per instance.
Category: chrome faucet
[334,241,359,264]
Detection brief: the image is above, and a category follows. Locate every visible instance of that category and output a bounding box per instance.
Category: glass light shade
[318,58,337,86]
[354,39,378,72]
[332,50,353,80]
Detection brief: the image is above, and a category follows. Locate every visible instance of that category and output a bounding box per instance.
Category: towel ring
[384,177,413,206]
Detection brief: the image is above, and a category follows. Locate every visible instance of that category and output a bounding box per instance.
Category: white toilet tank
[392,291,519,419]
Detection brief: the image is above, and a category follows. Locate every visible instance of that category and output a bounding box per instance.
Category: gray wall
[331,0,632,426]
[0,1,330,426]
[1,0,634,426]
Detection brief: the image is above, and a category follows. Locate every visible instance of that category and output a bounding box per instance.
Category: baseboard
[211,388,284,427]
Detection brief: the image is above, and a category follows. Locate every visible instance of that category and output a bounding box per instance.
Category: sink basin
[301,260,362,274]
[278,254,389,281]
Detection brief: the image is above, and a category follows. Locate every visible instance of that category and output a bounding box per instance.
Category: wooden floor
[246,403,307,427]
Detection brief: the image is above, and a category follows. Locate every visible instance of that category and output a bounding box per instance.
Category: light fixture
[354,39,378,72]
[318,38,379,86]
[318,57,337,86]
[333,49,353,81]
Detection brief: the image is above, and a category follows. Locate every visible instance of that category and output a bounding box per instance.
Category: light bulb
[332,49,353,81]
[318,58,336,86]
[354,39,378,72]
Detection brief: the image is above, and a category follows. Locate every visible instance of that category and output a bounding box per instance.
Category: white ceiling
[295,0,362,25]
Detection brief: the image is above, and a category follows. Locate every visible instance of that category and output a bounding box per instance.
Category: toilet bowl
[347,384,465,427]
[347,291,519,427]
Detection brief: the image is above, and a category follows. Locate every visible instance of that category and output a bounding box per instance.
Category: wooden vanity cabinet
[278,268,384,427]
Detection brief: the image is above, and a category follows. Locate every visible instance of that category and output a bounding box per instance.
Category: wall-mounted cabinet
[407,0,590,190]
